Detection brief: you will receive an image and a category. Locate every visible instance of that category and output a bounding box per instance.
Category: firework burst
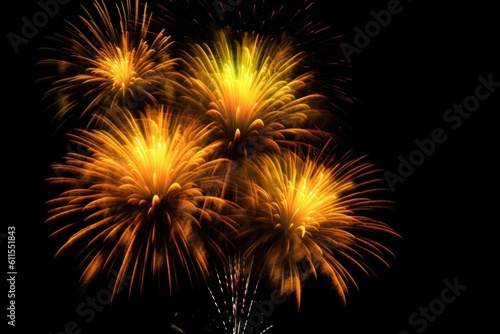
[37,0,176,127]
[175,27,330,161]
[45,106,238,299]
[155,0,352,127]
[237,147,400,306]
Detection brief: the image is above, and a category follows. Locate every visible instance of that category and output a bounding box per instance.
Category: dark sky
[4,0,498,333]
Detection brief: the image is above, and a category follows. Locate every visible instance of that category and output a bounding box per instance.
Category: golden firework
[237,148,400,306]
[38,0,176,126]
[45,106,237,299]
[175,28,330,160]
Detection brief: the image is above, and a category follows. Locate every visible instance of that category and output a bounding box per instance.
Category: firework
[45,106,238,300]
[155,0,352,128]
[207,255,273,334]
[36,0,402,323]
[37,0,176,127]
[236,147,400,306]
[175,27,330,162]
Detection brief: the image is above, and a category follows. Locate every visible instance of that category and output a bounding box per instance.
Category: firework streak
[207,256,281,334]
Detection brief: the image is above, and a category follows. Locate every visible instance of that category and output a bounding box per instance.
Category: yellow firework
[176,28,330,160]
[38,0,176,126]
[45,106,237,299]
[237,149,400,306]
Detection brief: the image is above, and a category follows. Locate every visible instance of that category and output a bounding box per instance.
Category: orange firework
[236,147,400,307]
[175,28,331,161]
[38,0,176,127]
[45,106,237,299]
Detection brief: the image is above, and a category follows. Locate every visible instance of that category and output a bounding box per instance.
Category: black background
[3,0,498,333]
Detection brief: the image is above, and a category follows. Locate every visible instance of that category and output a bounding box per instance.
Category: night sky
[4,0,498,333]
